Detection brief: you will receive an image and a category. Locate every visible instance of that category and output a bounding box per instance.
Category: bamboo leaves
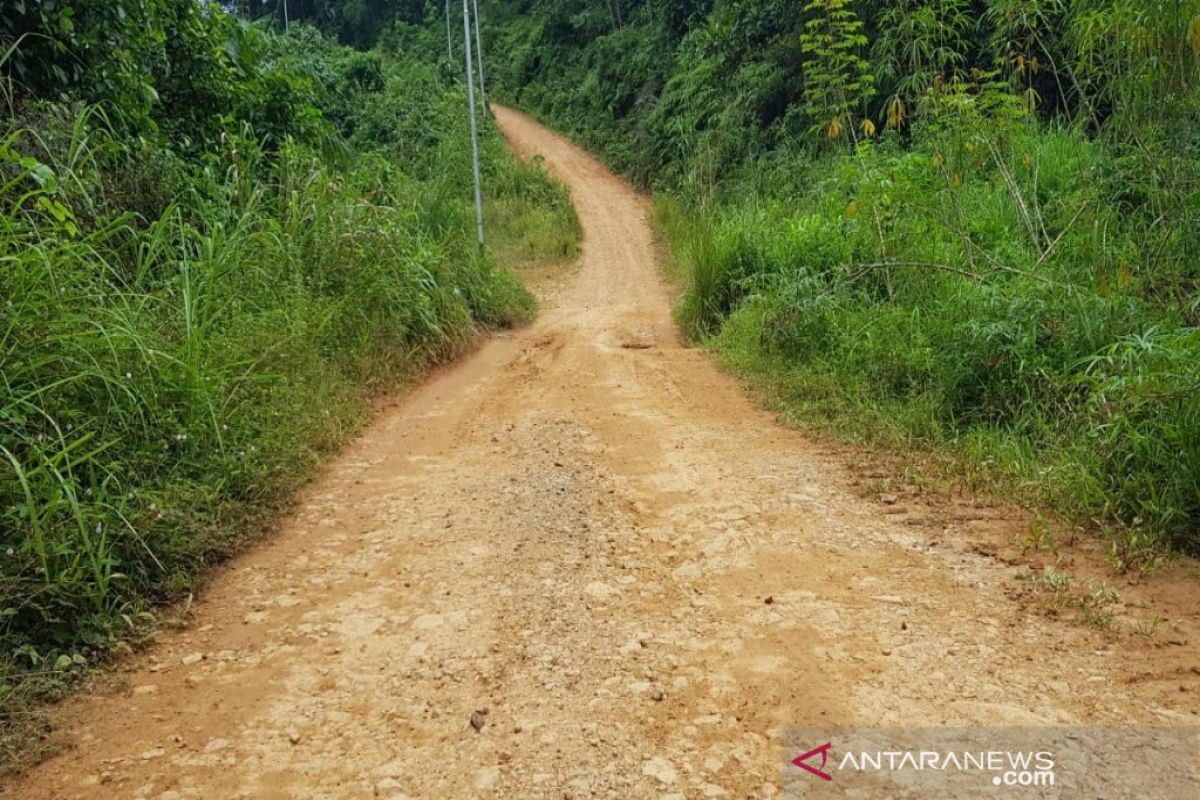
[799,0,874,144]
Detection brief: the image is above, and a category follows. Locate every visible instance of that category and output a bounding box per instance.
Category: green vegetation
[0,0,576,755]
[485,0,1200,561]
[229,1,433,49]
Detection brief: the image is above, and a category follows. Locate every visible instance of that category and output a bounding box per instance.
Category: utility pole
[471,0,487,111]
[462,0,484,246]
[445,0,453,60]
[282,0,289,30]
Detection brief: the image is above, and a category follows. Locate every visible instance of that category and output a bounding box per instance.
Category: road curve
[8,104,1199,800]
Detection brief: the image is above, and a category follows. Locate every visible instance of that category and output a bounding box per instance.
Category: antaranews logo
[789,740,1054,787]
[783,726,1200,799]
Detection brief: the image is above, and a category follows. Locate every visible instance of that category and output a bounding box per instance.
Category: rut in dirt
[8,106,1200,800]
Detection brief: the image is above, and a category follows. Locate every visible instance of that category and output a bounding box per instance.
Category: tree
[0,0,163,129]
[984,0,1075,117]
[871,0,972,129]
[799,0,874,143]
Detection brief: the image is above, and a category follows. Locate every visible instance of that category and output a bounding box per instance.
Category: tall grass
[0,134,520,650]
[0,41,578,761]
[656,119,1200,564]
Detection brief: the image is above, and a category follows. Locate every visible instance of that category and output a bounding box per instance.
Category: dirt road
[9,106,1200,799]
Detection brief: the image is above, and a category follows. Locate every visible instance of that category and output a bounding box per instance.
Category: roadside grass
[486,150,581,271]
[1015,568,1122,631]
[0,79,579,777]
[650,121,1200,569]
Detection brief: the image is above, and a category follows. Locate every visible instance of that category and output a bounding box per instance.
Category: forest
[0,0,577,755]
[481,0,1200,566]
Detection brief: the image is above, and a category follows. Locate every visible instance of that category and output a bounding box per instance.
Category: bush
[0,10,578,738]
[667,129,1200,553]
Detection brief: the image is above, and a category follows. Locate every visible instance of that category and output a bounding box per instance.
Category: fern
[799,0,874,144]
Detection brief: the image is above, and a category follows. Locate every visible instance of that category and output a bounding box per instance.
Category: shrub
[0,12,578,736]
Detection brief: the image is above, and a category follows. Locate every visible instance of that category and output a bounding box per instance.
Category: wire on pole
[461,0,485,246]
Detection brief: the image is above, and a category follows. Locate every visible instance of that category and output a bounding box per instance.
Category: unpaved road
[9,106,1200,800]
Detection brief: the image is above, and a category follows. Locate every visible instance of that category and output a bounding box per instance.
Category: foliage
[234,0,430,48]
[0,0,162,130]
[0,4,578,759]
[0,0,332,150]
[488,0,1200,556]
[797,0,874,142]
[871,0,971,127]
[661,117,1200,556]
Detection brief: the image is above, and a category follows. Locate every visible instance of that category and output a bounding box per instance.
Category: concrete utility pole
[445,0,453,60]
[471,0,487,111]
[282,0,289,30]
[462,0,484,246]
